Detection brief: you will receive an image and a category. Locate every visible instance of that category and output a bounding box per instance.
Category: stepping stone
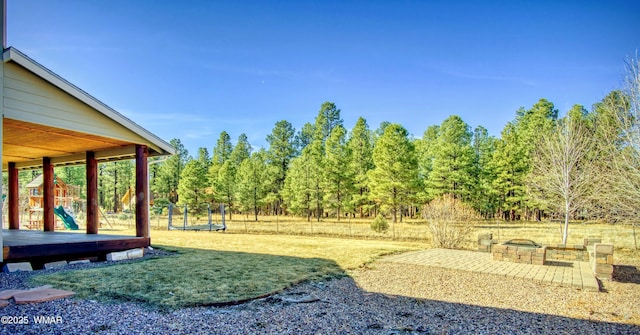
[13,288,75,304]
[0,300,9,308]
[0,289,28,300]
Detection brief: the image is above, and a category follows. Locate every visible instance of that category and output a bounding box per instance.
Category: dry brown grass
[98,213,639,264]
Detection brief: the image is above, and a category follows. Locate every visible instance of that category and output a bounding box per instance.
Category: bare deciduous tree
[601,54,640,248]
[611,56,640,208]
[529,115,596,244]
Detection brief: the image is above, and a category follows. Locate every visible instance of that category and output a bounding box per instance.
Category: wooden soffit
[2,118,138,171]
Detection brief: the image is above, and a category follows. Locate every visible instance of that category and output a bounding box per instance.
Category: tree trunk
[306,193,311,222]
[253,187,259,221]
[316,188,321,222]
[359,187,364,218]
[336,187,341,222]
[113,163,118,213]
[562,200,570,244]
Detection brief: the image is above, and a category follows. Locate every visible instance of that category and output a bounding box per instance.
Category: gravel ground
[1,253,639,335]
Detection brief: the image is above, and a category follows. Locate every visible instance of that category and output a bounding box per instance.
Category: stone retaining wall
[477,233,498,253]
[491,244,546,265]
[480,234,615,280]
[545,244,589,261]
[590,243,614,281]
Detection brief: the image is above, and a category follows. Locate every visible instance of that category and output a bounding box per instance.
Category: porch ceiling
[2,118,133,170]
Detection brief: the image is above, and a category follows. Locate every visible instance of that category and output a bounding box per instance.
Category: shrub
[424,194,478,249]
[370,214,389,233]
[118,212,132,221]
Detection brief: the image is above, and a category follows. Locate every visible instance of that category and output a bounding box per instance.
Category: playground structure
[121,186,155,212]
[25,174,80,230]
[168,203,227,232]
[54,205,79,230]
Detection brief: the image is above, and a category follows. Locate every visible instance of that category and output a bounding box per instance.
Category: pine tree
[209,131,233,203]
[347,117,374,218]
[490,99,556,220]
[416,125,439,203]
[230,133,252,165]
[154,138,188,203]
[211,131,233,166]
[56,165,86,198]
[294,122,315,154]
[368,124,418,223]
[323,125,354,221]
[307,139,325,221]
[98,160,134,212]
[471,126,497,216]
[236,150,268,220]
[283,153,313,220]
[490,121,530,220]
[266,120,296,214]
[426,115,476,201]
[314,102,343,143]
[590,91,631,218]
[214,135,252,220]
[216,160,236,220]
[178,156,209,217]
[197,147,211,170]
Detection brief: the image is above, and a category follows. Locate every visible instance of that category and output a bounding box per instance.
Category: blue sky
[8,0,640,156]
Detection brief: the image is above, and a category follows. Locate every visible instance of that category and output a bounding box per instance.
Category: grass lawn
[32,230,425,309]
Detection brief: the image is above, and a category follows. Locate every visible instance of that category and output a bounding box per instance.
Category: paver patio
[382,248,600,291]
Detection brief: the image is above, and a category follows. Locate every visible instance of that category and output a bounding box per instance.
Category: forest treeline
[19,58,640,232]
[153,95,605,223]
[155,62,640,229]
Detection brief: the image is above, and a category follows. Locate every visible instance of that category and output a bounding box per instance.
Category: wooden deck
[2,229,149,264]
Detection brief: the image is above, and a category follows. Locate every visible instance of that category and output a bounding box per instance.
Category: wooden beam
[43,157,55,231]
[86,151,98,234]
[8,162,19,229]
[135,145,149,238]
[7,145,139,171]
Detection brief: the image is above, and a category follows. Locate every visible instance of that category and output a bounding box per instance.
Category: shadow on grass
[614,265,640,284]
[30,245,343,310]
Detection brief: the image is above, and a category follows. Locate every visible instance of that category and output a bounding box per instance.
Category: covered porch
[2,230,150,266]
[1,47,174,264]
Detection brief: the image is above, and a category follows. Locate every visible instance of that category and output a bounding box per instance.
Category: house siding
[3,62,150,145]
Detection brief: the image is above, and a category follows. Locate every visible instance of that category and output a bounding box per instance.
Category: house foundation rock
[2,262,33,273]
